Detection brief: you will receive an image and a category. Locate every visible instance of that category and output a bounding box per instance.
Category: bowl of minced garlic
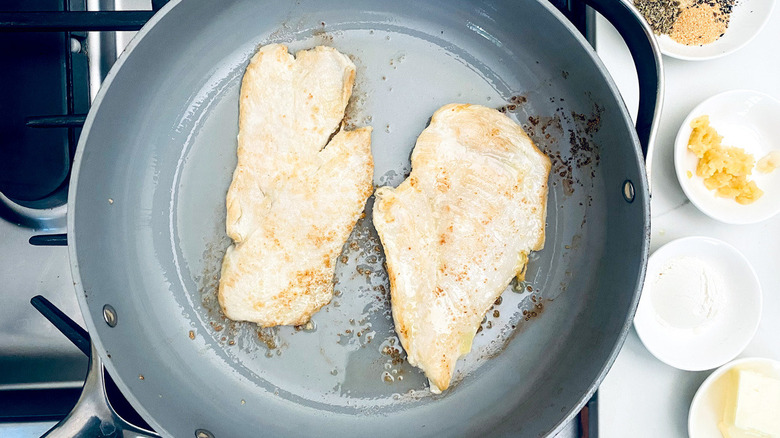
[688,115,765,205]
[675,90,780,224]
[632,0,776,60]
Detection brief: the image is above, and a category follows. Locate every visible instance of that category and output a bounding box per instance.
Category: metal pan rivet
[103,304,117,327]
[195,429,214,438]
[622,180,635,203]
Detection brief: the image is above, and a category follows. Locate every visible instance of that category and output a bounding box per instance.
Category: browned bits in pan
[497,95,528,114]
[312,26,333,43]
[530,102,603,196]
[381,343,405,365]
[188,330,195,340]
[562,179,574,196]
[257,329,277,350]
[523,296,546,321]
[571,108,602,136]
[510,95,527,104]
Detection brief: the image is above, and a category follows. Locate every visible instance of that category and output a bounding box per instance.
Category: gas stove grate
[0,0,169,220]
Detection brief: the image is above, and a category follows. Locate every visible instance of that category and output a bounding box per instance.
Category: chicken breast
[373,104,551,392]
[218,44,373,327]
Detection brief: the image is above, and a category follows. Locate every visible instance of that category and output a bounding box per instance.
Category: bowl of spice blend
[632,0,776,60]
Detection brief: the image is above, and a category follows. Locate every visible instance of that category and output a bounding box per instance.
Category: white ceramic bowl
[674,90,780,224]
[634,236,762,371]
[652,0,776,61]
[689,357,780,438]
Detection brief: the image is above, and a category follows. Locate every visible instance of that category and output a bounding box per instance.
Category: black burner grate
[0,0,166,210]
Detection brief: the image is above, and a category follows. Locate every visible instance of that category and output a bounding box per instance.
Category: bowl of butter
[689,357,780,438]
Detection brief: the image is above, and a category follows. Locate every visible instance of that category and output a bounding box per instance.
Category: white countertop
[595,6,780,437]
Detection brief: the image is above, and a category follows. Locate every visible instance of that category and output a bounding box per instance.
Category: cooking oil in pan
[171,21,602,411]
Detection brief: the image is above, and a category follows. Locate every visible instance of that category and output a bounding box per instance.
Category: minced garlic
[687,115,763,205]
[756,151,780,174]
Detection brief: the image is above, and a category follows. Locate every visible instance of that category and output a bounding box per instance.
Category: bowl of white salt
[633,236,762,371]
[631,0,776,60]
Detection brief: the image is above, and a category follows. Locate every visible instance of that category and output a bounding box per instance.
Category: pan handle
[42,343,159,438]
[579,0,664,164]
[33,294,158,438]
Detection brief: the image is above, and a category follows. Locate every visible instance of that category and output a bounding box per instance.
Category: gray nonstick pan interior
[69,0,649,436]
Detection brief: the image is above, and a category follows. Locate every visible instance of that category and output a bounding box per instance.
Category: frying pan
[58,0,662,436]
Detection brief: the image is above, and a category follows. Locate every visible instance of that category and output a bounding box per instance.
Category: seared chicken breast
[373,104,550,392]
[219,44,373,327]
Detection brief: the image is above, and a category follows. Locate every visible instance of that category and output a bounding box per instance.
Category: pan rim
[67,0,185,436]
[504,3,651,438]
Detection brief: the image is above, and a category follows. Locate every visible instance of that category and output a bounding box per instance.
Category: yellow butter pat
[719,369,780,438]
